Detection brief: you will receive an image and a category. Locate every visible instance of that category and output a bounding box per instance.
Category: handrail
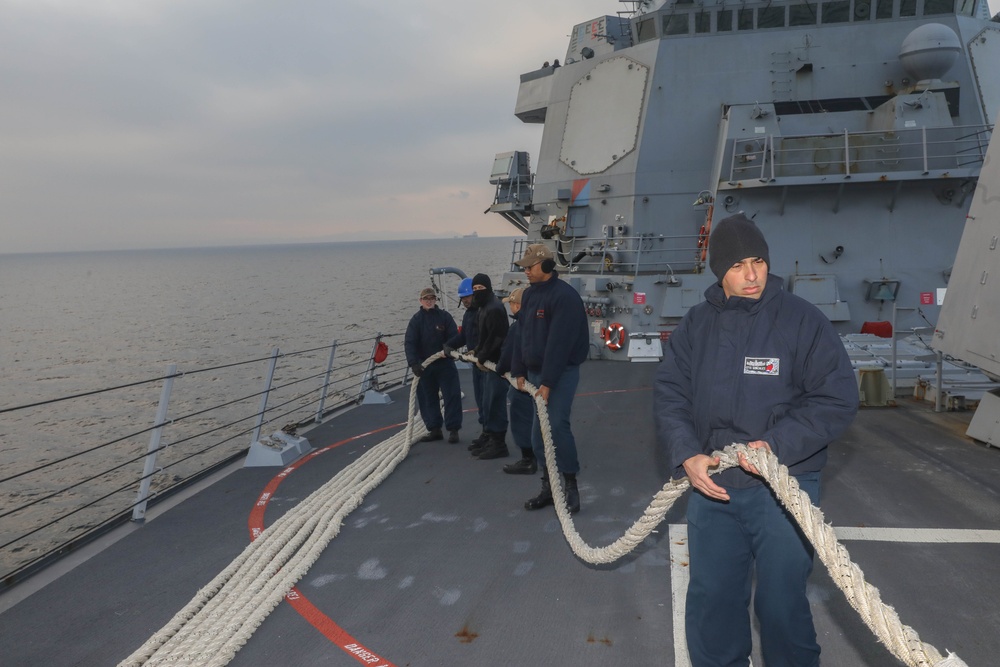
[508,232,707,276]
[0,333,408,587]
[725,124,993,185]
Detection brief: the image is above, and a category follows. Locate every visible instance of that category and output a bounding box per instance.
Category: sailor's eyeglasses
[421,295,437,302]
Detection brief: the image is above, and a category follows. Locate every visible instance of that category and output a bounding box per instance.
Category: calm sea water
[0,237,516,573]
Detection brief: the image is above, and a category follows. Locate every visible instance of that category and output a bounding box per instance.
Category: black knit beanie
[472,273,492,293]
[708,214,770,283]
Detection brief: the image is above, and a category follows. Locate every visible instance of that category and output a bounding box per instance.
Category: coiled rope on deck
[120,351,967,667]
[118,371,427,667]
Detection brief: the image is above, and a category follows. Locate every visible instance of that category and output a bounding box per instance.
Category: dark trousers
[528,365,580,474]
[685,473,821,667]
[481,371,509,433]
[470,366,485,427]
[507,384,533,452]
[415,359,462,432]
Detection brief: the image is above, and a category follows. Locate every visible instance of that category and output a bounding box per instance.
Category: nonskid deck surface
[1,361,998,666]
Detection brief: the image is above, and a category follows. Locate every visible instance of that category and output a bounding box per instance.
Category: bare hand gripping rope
[119,351,967,667]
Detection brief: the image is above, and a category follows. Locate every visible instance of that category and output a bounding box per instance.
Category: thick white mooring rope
[119,352,968,667]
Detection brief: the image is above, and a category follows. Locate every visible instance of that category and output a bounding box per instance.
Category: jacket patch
[744,357,780,375]
[534,309,545,319]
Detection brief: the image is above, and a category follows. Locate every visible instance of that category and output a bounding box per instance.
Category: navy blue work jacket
[654,276,858,489]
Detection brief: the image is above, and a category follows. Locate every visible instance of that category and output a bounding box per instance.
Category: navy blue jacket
[475,294,509,364]
[446,306,480,351]
[405,306,458,367]
[511,272,589,387]
[496,314,519,376]
[654,276,858,489]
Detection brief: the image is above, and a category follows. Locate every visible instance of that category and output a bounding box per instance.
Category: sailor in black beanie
[654,212,858,666]
[708,213,770,299]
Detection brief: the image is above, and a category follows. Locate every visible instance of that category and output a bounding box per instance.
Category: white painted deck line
[833,527,1000,543]
[668,524,691,667]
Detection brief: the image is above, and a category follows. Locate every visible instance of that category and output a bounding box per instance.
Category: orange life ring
[605,322,626,351]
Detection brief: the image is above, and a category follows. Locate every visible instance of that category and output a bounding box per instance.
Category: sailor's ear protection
[540,258,556,273]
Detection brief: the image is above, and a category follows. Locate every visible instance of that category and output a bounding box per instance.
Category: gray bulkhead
[498,1,998,359]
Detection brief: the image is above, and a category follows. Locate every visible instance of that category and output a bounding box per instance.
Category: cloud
[0,0,617,252]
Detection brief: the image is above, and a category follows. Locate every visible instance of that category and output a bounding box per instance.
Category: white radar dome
[637,0,669,15]
[899,23,961,82]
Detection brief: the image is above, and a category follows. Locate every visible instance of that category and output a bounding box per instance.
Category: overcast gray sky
[1,0,996,254]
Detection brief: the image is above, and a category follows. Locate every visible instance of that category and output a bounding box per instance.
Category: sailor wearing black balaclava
[468,273,511,460]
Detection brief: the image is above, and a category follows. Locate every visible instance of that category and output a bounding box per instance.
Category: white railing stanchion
[250,348,280,446]
[361,334,392,405]
[315,340,338,423]
[922,126,929,174]
[132,364,177,522]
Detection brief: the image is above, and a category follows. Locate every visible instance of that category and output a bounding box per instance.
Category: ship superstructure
[489,0,999,360]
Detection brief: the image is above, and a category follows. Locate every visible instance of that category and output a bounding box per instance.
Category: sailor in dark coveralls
[653,214,858,667]
[511,243,589,514]
[445,278,484,445]
[466,273,511,460]
[405,287,462,443]
[495,287,536,475]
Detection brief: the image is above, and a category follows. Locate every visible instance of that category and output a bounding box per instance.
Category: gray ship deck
[2,361,999,666]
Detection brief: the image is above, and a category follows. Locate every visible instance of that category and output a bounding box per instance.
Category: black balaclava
[708,214,770,283]
[471,273,492,308]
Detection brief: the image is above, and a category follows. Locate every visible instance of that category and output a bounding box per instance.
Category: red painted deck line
[248,422,403,667]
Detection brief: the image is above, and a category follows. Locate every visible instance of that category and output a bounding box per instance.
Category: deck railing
[510,232,708,277]
[724,124,993,186]
[0,333,410,587]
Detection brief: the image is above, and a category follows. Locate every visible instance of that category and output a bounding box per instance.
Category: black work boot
[419,428,443,442]
[469,431,491,457]
[503,449,538,475]
[466,430,487,451]
[447,430,460,443]
[476,431,510,460]
[524,473,554,510]
[564,473,580,514]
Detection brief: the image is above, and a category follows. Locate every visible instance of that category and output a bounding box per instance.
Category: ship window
[822,1,851,22]
[773,95,894,115]
[854,0,873,19]
[875,0,894,16]
[695,10,711,33]
[663,13,690,35]
[790,3,819,25]
[759,6,787,27]
[637,17,657,42]
[718,9,734,31]
[900,0,917,16]
[956,0,976,15]
[923,0,954,14]
[738,7,754,29]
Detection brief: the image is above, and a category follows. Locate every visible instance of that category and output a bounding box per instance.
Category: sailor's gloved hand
[410,363,423,377]
[442,344,455,357]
